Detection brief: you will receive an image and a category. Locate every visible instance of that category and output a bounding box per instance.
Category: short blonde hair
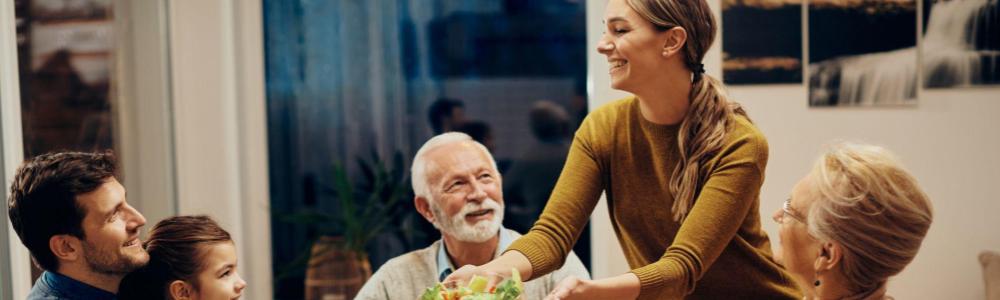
[806,142,933,291]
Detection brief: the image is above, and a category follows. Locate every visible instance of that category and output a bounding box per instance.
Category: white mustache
[457,198,502,218]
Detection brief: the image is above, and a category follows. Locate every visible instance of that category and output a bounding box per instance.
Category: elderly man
[356,132,589,299]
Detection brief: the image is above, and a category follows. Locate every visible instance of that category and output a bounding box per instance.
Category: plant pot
[304,236,372,300]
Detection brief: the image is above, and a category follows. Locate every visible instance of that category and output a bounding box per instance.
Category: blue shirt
[436,227,515,281]
[27,271,117,300]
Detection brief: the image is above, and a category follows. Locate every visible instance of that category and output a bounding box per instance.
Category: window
[263,1,590,298]
[14,0,117,282]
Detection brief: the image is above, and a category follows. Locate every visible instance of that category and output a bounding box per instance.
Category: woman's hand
[442,251,534,290]
[444,264,506,288]
[544,276,593,300]
[545,273,641,300]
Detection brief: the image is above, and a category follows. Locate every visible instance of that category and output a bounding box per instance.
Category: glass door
[14,0,119,282]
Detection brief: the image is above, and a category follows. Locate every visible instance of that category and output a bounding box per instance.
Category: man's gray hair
[411,132,497,199]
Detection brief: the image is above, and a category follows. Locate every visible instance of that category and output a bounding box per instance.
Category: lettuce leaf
[420,283,445,300]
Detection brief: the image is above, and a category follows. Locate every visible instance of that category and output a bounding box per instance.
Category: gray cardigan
[355,229,590,300]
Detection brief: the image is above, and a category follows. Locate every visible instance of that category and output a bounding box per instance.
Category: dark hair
[7,151,117,271]
[428,98,464,133]
[118,215,233,299]
[455,121,492,145]
[529,101,570,142]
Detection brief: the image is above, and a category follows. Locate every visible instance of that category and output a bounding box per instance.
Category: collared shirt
[436,227,515,281]
[27,271,117,300]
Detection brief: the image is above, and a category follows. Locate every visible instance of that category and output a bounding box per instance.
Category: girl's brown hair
[118,215,233,299]
[626,0,749,221]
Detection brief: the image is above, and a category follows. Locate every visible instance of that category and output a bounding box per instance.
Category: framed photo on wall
[808,0,918,107]
[922,0,1000,88]
[722,0,803,85]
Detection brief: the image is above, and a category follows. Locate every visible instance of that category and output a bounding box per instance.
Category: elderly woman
[774,143,933,300]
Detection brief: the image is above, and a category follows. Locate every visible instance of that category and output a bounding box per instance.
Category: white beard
[430,198,504,243]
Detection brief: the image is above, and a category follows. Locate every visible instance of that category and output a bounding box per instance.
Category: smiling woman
[444,0,800,299]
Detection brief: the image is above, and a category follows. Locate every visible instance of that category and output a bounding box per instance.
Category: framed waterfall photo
[807,0,918,107]
[922,0,1000,88]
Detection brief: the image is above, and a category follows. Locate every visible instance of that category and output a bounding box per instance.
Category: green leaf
[420,283,444,300]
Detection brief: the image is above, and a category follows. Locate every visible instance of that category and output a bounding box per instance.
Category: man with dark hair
[427,98,466,134]
[454,120,495,153]
[8,151,149,300]
[528,100,571,143]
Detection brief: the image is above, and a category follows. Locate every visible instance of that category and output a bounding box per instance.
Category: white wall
[114,0,177,236]
[586,0,1000,299]
[167,1,273,299]
[737,81,1000,300]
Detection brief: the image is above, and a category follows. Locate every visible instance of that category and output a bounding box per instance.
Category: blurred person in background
[503,100,572,234]
[428,98,467,134]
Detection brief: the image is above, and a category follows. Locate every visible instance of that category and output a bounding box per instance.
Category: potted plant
[276,150,413,300]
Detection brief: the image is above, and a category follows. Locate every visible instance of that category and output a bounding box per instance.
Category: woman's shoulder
[566,97,635,156]
[573,96,635,138]
[710,114,769,165]
[727,114,768,146]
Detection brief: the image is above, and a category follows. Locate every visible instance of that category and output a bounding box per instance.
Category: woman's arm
[548,132,769,300]
[544,273,641,300]
[446,111,611,284]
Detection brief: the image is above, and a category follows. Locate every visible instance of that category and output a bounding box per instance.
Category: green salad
[419,269,523,300]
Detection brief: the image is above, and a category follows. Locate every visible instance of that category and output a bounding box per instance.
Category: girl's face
[597,0,675,93]
[191,242,246,300]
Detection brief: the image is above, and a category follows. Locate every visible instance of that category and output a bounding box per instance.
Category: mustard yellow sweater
[506,97,800,299]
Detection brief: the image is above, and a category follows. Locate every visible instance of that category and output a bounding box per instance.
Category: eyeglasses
[774,198,806,224]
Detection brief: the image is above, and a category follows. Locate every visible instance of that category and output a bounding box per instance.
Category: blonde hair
[806,142,933,292]
[625,0,748,221]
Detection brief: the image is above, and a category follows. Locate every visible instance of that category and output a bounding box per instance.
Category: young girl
[119,215,247,300]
